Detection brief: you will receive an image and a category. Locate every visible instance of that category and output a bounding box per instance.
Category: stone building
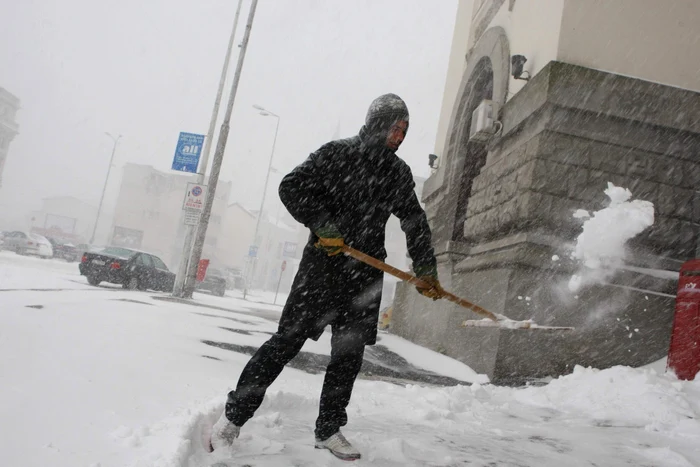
[392,0,700,383]
[0,87,20,189]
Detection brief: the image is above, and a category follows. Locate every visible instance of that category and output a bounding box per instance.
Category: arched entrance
[424,27,509,250]
[452,58,493,241]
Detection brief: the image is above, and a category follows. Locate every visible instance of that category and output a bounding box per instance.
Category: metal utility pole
[172,0,243,297]
[90,132,121,245]
[182,0,259,298]
[274,260,286,304]
[243,105,280,299]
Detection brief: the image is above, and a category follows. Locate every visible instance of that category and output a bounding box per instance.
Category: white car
[3,231,54,257]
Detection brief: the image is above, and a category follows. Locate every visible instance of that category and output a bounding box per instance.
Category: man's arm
[278,144,334,232]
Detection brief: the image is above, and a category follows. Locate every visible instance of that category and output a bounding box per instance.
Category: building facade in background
[245,210,303,294]
[219,203,256,274]
[29,196,97,244]
[112,164,231,269]
[0,87,20,189]
[111,164,309,298]
[393,0,700,383]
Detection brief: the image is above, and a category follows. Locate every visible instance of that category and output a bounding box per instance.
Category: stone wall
[464,61,700,257]
[392,62,699,384]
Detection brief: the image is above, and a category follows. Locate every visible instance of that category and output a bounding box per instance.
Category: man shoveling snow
[210,93,444,461]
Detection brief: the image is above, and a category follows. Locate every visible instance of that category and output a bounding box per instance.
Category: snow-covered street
[1,252,699,467]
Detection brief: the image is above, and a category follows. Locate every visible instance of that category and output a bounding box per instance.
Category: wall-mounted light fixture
[511,55,530,81]
[428,153,438,169]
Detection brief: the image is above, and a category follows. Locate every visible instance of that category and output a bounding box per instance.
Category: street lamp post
[172,0,244,298]
[90,132,121,245]
[243,105,280,299]
[180,0,259,298]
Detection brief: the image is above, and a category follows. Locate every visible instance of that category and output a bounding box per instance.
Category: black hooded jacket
[276,94,436,344]
[279,94,436,270]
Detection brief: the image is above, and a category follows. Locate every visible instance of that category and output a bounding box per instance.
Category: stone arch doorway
[426,27,509,251]
[451,57,494,241]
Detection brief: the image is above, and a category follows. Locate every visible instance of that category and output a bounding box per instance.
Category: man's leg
[315,329,366,440]
[226,332,306,426]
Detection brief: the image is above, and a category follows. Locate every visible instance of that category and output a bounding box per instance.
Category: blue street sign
[172,132,205,173]
[248,245,258,258]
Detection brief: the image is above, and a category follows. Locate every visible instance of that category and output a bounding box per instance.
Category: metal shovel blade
[462,319,575,331]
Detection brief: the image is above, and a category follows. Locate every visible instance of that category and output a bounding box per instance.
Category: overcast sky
[1,0,457,231]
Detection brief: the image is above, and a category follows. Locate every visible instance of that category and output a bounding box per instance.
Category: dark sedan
[46,237,79,262]
[195,267,227,297]
[79,247,175,292]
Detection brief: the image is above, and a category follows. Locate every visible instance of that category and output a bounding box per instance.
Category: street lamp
[244,104,280,298]
[173,0,245,298]
[89,132,122,245]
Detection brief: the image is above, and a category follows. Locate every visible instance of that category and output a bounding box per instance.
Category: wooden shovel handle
[341,245,500,322]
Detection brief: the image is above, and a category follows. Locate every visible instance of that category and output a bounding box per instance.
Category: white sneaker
[210,412,241,451]
[315,431,361,461]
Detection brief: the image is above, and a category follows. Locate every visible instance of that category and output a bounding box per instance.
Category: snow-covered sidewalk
[1,252,699,466]
[141,365,700,467]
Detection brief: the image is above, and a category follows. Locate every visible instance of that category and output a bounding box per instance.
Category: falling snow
[568,183,655,293]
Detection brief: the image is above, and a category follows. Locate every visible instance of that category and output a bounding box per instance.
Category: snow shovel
[341,245,574,331]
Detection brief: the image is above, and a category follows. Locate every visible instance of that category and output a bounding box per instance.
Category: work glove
[413,264,444,301]
[314,224,345,256]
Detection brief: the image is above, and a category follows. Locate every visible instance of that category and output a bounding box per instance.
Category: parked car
[46,237,79,262]
[79,247,175,291]
[195,267,228,297]
[75,243,104,260]
[2,231,53,257]
[224,268,245,290]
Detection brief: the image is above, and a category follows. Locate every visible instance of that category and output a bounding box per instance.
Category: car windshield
[29,234,47,242]
[100,247,136,259]
[151,256,169,271]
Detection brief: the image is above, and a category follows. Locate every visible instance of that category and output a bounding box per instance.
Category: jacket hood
[359,93,409,152]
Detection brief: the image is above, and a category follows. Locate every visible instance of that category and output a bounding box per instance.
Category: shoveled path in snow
[160,295,472,386]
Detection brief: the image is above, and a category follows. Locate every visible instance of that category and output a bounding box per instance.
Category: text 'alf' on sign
[172,132,205,173]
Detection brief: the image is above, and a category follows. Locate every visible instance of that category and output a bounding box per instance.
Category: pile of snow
[569,182,654,292]
[515,365,700,436]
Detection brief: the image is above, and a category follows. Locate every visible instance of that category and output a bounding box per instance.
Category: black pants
[225,328,366,441]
